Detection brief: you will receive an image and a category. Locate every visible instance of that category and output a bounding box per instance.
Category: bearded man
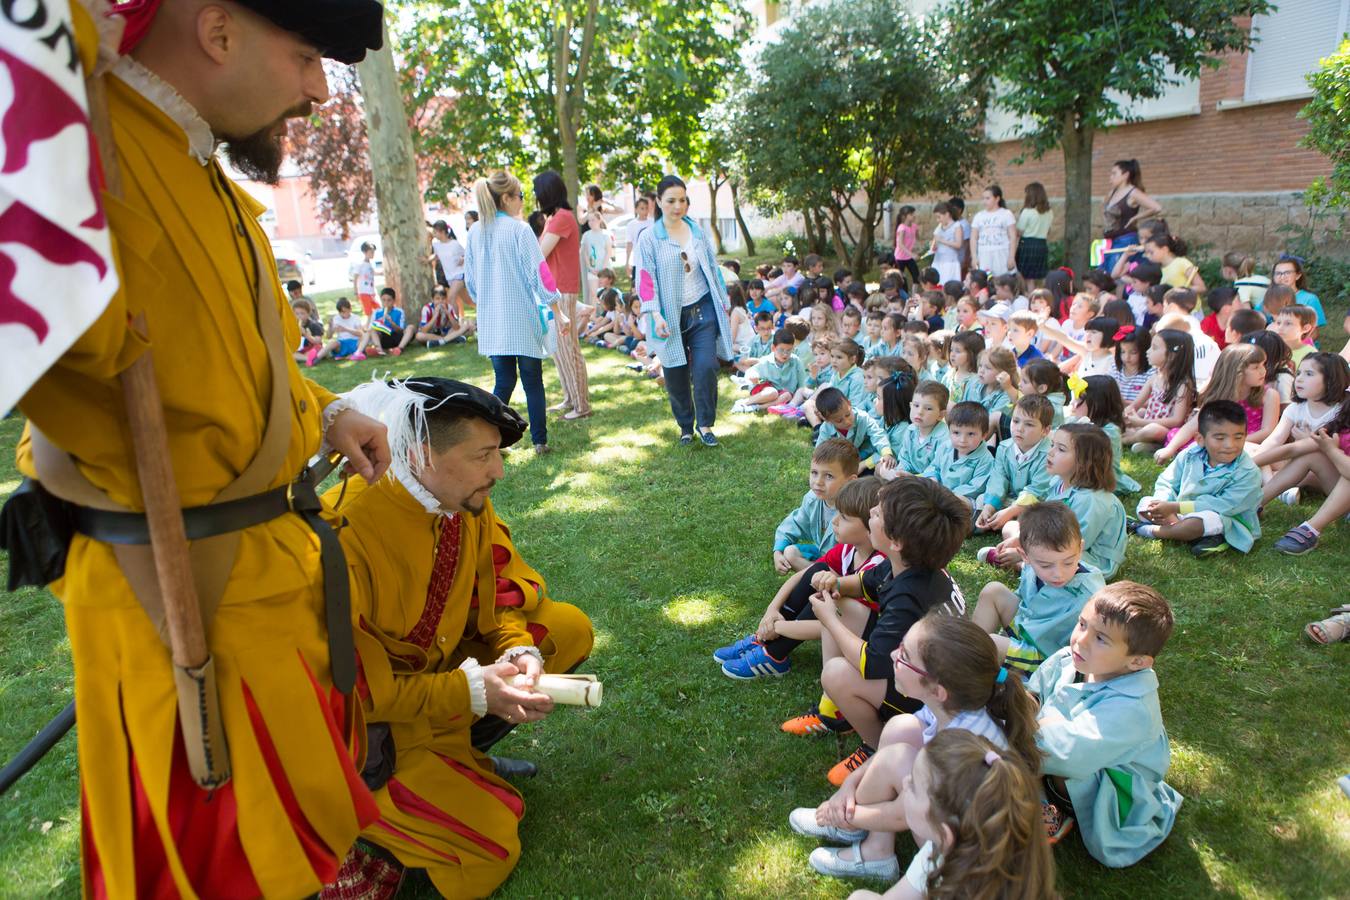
[12,2,391,896]
[320,378,594,898]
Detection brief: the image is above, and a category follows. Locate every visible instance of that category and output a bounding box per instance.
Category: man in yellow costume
[319,378,594,899]
[8,1,392,896]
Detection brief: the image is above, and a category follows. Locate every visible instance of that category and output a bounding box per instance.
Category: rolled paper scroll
[512,673,603,708]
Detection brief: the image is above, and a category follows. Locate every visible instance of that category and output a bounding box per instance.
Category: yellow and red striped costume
[327,476,593,897]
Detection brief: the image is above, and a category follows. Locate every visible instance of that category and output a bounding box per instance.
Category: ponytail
[1148,231,1189,258]
[984,671,1043,775]
[473,171,522,227]
[923,731,1056,900]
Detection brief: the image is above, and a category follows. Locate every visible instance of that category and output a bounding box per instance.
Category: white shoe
[788,808,866,843]
[807,843,899,881]
[976,546,999,565]
[1279,487,1300,506]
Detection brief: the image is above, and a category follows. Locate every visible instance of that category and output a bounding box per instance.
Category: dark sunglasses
[680,251,692,274]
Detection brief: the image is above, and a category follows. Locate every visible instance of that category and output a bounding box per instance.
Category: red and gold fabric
[327,476,593,897]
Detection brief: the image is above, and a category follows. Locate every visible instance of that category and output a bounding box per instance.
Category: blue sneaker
[721,644,790,680]
[712,634,759,664]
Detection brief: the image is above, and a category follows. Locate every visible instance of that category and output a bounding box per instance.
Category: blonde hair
[473,171,522,226]
[810,302,840,338]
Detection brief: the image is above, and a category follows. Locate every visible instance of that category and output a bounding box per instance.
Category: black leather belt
[70,466,356,695]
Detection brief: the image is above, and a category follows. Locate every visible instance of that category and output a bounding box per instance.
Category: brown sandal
[1305,607,1350,644]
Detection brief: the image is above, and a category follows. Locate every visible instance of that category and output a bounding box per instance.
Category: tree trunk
[708,177,724,255]
[357,20,434,322]
[730,179,755,256]
[812,209,829,256]
[851,196,880,276]
[1061,115,1095,275]
[801,207,817,256]
[553,0,598,208]
[827,207,849,263]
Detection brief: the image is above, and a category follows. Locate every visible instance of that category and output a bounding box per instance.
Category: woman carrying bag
[635,175,734,447]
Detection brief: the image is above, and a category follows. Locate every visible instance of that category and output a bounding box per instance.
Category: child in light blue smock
[1133,400,1262,556]
[1029,583,1182,867]
[814,387,894,470]
[1038,424,1128,578]
[864,356,916,459]
[973,502,1106,676]
[1067,374,1141,495]
[921,402,995,508]
[974,394,1056,535]
[772,438,860,573]
[890,381,949,476]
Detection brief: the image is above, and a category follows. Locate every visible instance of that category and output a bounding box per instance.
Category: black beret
[401,378,527,449]
[235,0,384,64]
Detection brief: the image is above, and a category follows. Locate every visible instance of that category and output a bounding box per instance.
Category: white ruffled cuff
[320,396,355,454]
[497,645,544,667]
[458,657,488,717]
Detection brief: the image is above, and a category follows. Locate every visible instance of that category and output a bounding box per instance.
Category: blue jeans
[490,355,547,447]
[1102,231,1137,275]
[666,293,720,433]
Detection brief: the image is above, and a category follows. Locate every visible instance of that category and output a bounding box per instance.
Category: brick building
[751,0,1345,260]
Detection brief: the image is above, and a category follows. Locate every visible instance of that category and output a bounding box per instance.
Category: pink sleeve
[538,261,558,293]
[638,269,656,302]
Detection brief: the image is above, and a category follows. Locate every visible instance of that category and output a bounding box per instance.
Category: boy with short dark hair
[735,311,777,373]
[773,438,861,573]
[808,476,970,782]
[361,286,415,357]
[1225,307,1268,346]
[891,381,950,475]
[919,267,942,294]
[861,309,886,358]
[973,501,1105,676]
[816,387,894,469]
[1030,582,1181,865]
[920,401,995,508]
[1131,399,1262,556]
[716,477,885,684]
[1260,283,1296,321]
[975,394,1056,532]
[743,327,809,410]
[1122,261,1162,327]
[1199,285,1239,350]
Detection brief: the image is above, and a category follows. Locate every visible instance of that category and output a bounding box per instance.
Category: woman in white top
[970,185,1018,277]
[1014,182,1053,288]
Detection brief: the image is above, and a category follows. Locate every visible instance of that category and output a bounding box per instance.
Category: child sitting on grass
[985,424,1127,579]
[885,382,950,478]
[734,311,776,372]
[1122,329,1196,452]
[973,502,1106,676]
[717,478,884,683]
[1152,341,1279,464]
[816,387,895,471]
[861,309,886,359]
[806,477,970,783]
[921,402,995,510]
[900,333,930,383]
[843,730,1056,900]
[969,347,1018,426]
[1131,400,1262,557]
[773,439,861,573]
[1113,324,1153,403]
[1271,303,1318,367]
[795,617,1042,883]
[1030,582,1182,866]
[975,395,1056,534]
[1043,315,1121,378]
[739,328,808,412]
[866,356,917,455]
[1068,375,1141,494]
[1008,310,1045,366]
[941,331,983,404]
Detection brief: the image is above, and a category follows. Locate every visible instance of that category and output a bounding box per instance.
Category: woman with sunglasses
[634,175,734,446]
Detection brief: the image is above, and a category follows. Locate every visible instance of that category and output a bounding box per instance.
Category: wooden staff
[84,45,230,788]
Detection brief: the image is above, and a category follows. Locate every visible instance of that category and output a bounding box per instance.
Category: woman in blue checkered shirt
[635,175,734,447]
[465,171,566,454]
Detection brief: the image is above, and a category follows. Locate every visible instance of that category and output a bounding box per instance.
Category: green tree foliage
[737,0,986,274]
[401,0,748,206]
[946,0,1269,272]
[1301,37,1350,209]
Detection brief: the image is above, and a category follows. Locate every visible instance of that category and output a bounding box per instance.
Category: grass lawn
[2,319,1348,898]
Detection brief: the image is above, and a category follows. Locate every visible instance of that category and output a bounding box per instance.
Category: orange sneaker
[827,745,874,786]
[781,710,853,737]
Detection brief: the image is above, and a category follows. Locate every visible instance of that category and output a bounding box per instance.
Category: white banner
[0,0,118,414]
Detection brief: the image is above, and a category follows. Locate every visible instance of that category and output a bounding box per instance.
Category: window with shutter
[1245,0,1349,102]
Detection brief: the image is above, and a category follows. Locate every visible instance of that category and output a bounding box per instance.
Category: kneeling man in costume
[321,378,594,898]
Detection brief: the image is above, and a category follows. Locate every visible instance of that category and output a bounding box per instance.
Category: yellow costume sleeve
[468,509,545,659]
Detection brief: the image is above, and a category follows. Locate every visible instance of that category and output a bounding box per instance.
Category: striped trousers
[553,293,591,414]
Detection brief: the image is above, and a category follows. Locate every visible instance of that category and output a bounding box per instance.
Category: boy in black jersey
[809,475,970,785]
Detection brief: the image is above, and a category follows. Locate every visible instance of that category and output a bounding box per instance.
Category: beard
[220,102,312,185]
